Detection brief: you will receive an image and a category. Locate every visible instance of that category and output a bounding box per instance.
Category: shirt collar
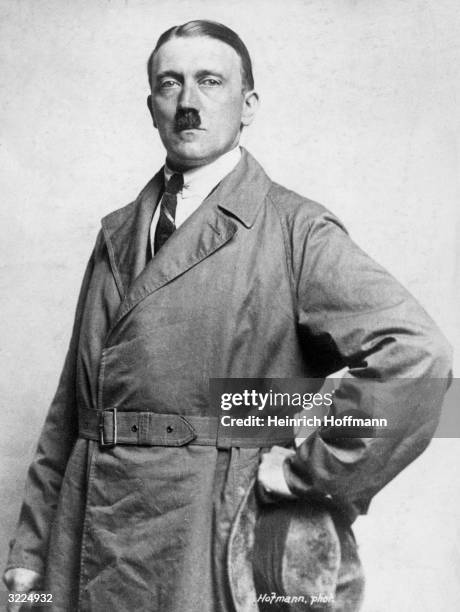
[164,146,242,200]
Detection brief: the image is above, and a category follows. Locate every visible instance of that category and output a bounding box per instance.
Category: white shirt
[150,146,241,254]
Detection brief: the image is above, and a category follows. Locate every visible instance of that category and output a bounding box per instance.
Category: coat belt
[78,406,294,449]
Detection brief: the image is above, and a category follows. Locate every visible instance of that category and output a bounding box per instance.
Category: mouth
[176,127,205,133]
[174,127,206,141]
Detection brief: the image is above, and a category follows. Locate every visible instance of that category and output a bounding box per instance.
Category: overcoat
[7,149,451,611]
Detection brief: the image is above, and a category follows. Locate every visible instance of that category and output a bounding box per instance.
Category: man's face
[148,36,258,169]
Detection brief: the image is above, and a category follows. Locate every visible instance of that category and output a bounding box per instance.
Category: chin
[170,144,220,168]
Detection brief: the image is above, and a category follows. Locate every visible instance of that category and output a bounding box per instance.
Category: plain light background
[1,1,459,610]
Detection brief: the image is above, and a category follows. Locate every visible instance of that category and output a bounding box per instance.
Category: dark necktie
[154,172,184,253]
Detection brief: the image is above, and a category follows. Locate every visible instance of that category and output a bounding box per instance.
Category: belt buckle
[99,408,117,448]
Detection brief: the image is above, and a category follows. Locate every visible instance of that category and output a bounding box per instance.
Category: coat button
[166,425,174,433]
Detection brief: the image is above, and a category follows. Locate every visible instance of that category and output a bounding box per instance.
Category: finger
[255,478,276,505]
[5,585,39,612]
[7,596,36,612]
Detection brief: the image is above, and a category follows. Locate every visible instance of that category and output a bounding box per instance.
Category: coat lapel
[101,171,163,298]
[101,148,272,332]
[113,206,239,328]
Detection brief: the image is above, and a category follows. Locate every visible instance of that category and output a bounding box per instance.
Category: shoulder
[99,171,163,244]
[265,180,348,240]
[101,199,139,230]
[240,149,346,235]
[102,172,161,227]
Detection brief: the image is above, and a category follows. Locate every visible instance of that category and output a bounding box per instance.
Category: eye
[200,78,222,87]
[159,79,180,89]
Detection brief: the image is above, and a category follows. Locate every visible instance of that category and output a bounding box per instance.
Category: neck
[165,158,198,173]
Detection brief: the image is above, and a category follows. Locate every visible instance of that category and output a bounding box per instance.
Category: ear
[147,94,157,128]
[241,90,259,128]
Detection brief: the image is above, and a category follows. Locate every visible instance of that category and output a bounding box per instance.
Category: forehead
[151,36,242,77]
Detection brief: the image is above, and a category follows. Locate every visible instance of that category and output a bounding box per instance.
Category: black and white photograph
[1,2,459,611]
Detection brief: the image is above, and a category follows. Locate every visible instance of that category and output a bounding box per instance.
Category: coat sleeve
[5,236,100,575]
[283,208,452,521]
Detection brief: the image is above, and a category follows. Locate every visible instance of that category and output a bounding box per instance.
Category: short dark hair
[147,20,254,91]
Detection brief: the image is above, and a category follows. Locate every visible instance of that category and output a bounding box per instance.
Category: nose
[178,80,200,109]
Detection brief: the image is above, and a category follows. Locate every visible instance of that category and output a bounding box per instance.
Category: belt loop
[99,408,117,448]
[138,412,150,445]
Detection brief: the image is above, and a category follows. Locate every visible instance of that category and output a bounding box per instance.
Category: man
[3,20,451,612]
